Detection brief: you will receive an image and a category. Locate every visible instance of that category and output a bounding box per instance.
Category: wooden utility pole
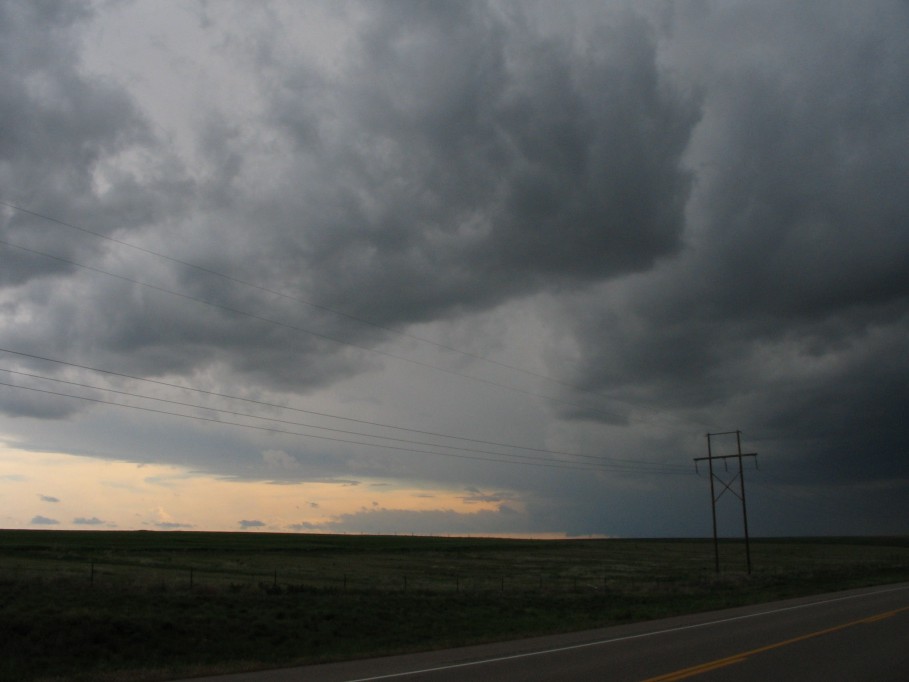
[694,431,757,574]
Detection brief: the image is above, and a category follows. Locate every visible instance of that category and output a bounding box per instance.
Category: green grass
[1,531,907,681]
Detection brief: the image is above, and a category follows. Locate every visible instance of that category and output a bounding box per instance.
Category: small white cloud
[73,516,105,525]
[288,521,318,531]
[149,507,193,529]
[239,519,266,529]
[40,495,60,503]
[31,515,59,525]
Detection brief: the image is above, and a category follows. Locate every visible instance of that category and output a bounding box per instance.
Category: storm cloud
[562,1,909,487]
[1,0,907,537]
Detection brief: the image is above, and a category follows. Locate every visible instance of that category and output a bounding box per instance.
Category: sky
[1,0,907,538]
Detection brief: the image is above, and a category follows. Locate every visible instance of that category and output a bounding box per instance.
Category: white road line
[342,583,909,681]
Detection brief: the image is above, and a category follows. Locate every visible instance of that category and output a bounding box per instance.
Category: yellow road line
[640,604,909,682]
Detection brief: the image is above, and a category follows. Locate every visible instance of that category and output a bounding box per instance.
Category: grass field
[1,530,907,681]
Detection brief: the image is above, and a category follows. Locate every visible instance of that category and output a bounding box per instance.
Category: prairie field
[1,530,907,681]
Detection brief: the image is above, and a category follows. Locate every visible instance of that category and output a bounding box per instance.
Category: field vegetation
[1,530,907,681]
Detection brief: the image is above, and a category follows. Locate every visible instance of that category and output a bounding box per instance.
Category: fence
[0,556,643,595]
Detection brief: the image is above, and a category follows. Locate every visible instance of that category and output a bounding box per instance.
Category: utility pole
[694,431,757,574]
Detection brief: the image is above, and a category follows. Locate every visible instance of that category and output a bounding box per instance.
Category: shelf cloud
[1,1,907,537]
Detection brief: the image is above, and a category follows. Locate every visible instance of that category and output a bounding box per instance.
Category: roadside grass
[0,531,907,681]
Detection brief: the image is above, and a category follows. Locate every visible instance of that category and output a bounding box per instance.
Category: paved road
[171,582,909,682]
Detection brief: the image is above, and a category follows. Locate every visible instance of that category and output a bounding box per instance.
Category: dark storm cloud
[1,0,906,536]
[1,0,700,416]
[562,2,909,488]
[0,0,201,416]
[264,2,699,327]
[0,380,86,419]
[0,1,189,286]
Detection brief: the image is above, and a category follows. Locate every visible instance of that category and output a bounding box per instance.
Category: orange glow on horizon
[0,442,531,535]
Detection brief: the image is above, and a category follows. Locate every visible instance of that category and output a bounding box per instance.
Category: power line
[0,237,623,420]
[0,366,684,473]
[0,348,687,472]
[0,378,690,475]
[693,430,757,573]
[0,201,689,479]
[749,469,853,518]
[0,199,609,402]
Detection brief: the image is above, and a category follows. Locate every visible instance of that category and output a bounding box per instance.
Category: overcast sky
[1,0,907,538]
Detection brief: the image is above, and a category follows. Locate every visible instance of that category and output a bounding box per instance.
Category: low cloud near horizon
[239,520,267,530]
[1,0,907,537]
[31,515,60,526]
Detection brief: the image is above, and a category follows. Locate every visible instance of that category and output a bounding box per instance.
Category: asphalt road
[171,582,909,682]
